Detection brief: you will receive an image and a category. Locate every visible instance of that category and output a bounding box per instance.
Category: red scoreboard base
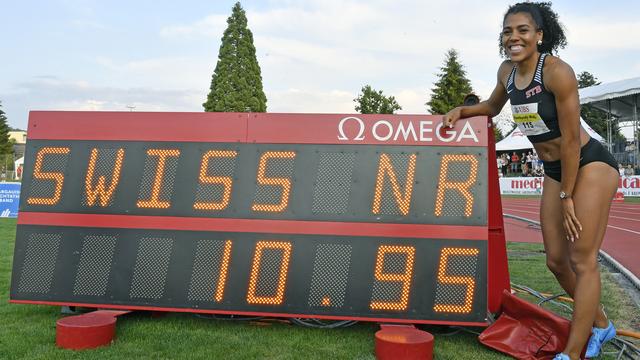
[375,324,434,360]
[56,310,131,350]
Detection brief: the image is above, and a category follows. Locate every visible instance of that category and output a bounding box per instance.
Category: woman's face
[502,12,543,62]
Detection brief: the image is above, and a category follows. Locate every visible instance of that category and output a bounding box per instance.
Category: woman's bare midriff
[532,128,591,162]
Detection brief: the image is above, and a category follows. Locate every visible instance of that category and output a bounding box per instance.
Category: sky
[1,0,639,136]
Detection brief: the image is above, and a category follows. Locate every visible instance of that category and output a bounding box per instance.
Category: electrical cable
[289,318,357,329]
[194,314,265,321]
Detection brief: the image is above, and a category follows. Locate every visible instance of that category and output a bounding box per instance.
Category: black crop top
[506,53,562,143]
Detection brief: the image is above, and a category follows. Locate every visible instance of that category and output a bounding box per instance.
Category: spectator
[624,165,634,177]
[511,152,519,174]
[533,166,544,177]
[521,152,528,176]
[531,152,539,170]
[618,164,625,177]
[502,154,509,176]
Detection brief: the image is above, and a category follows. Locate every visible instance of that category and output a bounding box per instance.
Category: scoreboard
[10,112,509,326]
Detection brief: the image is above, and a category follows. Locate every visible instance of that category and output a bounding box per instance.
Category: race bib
[511,103,550,136]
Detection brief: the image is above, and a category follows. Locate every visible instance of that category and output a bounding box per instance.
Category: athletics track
[502,197,640,279]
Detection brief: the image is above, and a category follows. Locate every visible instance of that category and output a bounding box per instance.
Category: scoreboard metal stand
[10,111,509,349]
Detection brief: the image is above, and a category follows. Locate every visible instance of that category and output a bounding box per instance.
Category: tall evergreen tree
[354,85,402,114]
[427,49,473,115]
[0,101,14,155]
[203,2,267,112]
[577,71,623,142]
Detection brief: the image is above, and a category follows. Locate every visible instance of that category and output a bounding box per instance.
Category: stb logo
[525,85,542,99]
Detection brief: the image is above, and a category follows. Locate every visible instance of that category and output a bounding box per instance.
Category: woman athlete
[442,3,619,359]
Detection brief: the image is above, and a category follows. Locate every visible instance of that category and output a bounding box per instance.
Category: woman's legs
[562,163,618,358]
[540,175,608,327]
[540,162,618,359]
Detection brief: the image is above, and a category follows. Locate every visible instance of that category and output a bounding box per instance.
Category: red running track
[501,197,640,278]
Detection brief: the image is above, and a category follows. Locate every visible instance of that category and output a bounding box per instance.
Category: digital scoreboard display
[10,112,509,326]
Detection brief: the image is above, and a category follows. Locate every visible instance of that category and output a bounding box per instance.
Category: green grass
[620,196,640,203]
[1,219,638,359]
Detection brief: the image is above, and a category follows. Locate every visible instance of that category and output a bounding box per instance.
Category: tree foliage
[354,85,402,114]
[0,101,14,155]
[203,2,267,112]
[493,126,504,142]
[577,71,624,142]
[427,49,473,115]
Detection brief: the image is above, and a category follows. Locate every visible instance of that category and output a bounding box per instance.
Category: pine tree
[203,2,267,112]
[493,126,504,142]
[0,101,13,155]
[427,49,473,115]
[354,85,402,114]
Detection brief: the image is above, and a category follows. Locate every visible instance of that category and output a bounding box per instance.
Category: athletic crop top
[506,53,562,143]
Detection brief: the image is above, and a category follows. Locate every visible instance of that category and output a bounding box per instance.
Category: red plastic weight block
[375,324,434,360]
[56,312,117,350]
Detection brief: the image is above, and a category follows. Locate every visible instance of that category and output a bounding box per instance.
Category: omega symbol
[337,116,365,141]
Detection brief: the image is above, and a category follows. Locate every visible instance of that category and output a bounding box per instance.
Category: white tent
[496,118,604,151]
[581,118,605,142]
[579,77,640,116]
[496,127,530,151]
[579,77,639,166]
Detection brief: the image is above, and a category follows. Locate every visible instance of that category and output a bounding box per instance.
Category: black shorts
[543,137,618,182]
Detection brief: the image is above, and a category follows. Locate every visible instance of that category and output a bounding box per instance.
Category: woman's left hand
[562,198,582,242]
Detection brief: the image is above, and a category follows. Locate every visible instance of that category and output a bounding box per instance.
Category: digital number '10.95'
[203,240,478,314]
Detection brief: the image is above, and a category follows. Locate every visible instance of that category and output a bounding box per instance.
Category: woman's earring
[537,40,542,45]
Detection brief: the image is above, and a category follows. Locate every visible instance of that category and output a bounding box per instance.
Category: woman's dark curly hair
[499,2,567,58]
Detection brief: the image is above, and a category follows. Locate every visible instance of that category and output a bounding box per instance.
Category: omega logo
[337,116,479,143]
[337,117,366,141]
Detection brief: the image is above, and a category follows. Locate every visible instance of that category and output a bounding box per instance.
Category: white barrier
[499,175,640,197]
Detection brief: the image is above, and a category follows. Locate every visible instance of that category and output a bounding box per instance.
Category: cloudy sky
[1,0,639,135]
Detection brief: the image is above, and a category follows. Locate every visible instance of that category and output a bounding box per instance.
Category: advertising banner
[0,182,21,218]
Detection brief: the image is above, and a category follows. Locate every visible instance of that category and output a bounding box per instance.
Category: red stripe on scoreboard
[18,212,488,240]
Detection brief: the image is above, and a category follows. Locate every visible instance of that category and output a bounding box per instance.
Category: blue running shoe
[553,354,570,360]
[586,320,616,358]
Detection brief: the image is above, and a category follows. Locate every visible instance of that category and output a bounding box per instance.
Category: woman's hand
[442,107,463,128]
[562,198,583,242]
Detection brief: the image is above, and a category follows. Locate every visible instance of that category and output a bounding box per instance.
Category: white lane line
[607,215,640,222]
[503,208,640,231]
[606,225,640,235]
[609,210,640,216]
[502,207,538,215]
[504,200,640,211]
[611,205,640,209]
[504,205,639,221]
[507,214,640,239]
[505,202,639,213]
